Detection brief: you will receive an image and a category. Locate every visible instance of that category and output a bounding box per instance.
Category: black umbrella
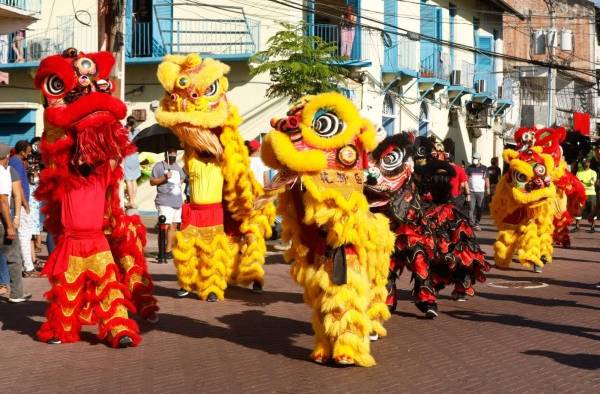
[133,123,181,153]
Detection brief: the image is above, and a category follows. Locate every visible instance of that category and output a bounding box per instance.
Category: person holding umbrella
[150,147,186,264]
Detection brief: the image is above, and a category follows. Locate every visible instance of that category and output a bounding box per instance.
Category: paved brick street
[0,216,599,393]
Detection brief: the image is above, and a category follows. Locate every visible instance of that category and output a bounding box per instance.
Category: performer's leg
[494,229,518,268]
[310,307,331,364]
[234,230,267,289]
[172,228,200,293]
[316,257,375,367]
[37,275,85,344]
[119,255,159,320]
[94,262,140,348]
[194,229,235,301]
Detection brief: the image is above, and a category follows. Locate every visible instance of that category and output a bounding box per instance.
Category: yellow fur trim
[300,92,363,150]
[264,131,327,173]
[358,119,378,151]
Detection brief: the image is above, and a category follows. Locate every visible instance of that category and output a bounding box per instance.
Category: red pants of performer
[38,235,140,347]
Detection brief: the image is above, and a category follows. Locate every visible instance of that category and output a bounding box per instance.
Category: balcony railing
[384,36,418,73]
[420,53,448,81]
[1,18,96,65]
[128,18,260,59]
[0,0,41,14]
[309,23,367,63]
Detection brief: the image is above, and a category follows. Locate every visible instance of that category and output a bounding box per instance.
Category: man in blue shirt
[9,140,36,276]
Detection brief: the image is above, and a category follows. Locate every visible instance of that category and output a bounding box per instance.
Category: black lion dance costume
[366,134,489,318]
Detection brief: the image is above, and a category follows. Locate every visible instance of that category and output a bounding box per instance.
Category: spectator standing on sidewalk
[9,140,36,276]
[0,143,31,302]
[123,116,141,209]
[467,152,489,230]
[488,157,501,197]
[574,158,597,232]
[150,148,186,259]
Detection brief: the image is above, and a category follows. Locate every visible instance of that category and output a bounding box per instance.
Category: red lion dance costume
[514,127,585,248]
[35,48,158,347]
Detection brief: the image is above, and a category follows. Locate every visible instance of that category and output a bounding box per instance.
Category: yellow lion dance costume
[490,147,557,269]
[155,54,274,301]
[261,93,395,367]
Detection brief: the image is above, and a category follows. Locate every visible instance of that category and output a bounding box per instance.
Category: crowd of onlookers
[0,138,48,302]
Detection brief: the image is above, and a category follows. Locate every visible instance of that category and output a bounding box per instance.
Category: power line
[268,0,598,79]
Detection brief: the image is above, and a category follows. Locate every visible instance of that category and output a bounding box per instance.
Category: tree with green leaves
[249,23,349,102]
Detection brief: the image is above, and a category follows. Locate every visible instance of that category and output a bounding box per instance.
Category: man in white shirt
[0,143,30,302]
[466,152,490,230]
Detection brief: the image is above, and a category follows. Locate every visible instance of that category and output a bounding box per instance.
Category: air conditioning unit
[560,29,573,51]
[476,79,487,93]
[450,70,462,85]
[28,38,52,61]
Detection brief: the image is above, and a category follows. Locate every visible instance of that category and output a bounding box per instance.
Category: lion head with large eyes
[261,92,376,184]
[155,54,232,158]
[365,132,415,207]
[491,147,557,226]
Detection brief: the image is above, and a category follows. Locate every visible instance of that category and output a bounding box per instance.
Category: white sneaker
[8,293,32,303]
[176,289,190,298]
[369,332,379,341]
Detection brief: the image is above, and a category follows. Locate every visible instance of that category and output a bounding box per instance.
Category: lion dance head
[156,53,233,159]
[35,48,128,169]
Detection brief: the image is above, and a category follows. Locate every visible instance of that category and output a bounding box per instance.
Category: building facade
[0,0,526,211]
[502,0,598,135]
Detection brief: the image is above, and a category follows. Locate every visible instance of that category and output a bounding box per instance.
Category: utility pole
[545,0,556,127]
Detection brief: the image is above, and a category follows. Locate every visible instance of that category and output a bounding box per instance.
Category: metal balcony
[0,0,41,36]
[308,23,371,67]
[0,17,96,69]
[0,0,41,14]
[383,35,418,77]
[127,3,260,63]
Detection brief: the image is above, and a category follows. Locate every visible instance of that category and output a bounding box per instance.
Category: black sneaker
[47,338,61,344]
[118,336,134,348]
[206,292,218,302]
[416,301,438,318]
[176,288,189,298]
[251,281,263,293]
[588,227,596,233]
[165,251,174,260]
[571,227,580,233]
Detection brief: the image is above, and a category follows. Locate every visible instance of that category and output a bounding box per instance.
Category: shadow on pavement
[146,309,312,362]
[0,300,45,338]
[523,350,600,370]
[445,310,600,341]
[476,291,600,311]
[226,286,303,306]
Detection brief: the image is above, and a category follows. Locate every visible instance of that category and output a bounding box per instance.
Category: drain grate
[487,280,548,289]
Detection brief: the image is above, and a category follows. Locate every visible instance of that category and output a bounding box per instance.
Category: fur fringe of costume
[34,49,157,345]
[156,54,274,300]
[514,127,586,247]
[262,92,394,367]
[490,147,557,268]
[366,133,489,317]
